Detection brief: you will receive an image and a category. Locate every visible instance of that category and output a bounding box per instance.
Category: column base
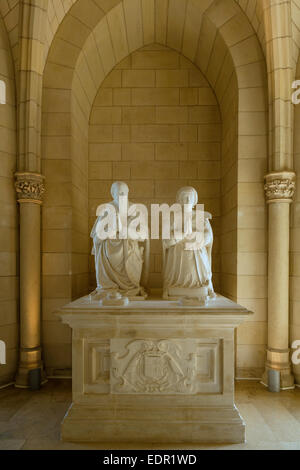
[261,349,295,390]
[15,347,47,389]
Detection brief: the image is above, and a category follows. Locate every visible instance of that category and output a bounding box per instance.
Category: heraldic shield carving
[110,339,199,394]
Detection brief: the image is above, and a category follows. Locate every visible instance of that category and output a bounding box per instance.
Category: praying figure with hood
[162,186,215,302]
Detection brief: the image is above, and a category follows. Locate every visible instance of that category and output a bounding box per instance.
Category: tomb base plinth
[58,295,252,444]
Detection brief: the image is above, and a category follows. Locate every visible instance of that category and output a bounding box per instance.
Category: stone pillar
[14,172,45,388]
[262,171,296,390]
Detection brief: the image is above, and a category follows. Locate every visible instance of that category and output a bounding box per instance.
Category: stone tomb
[58,295,252,444]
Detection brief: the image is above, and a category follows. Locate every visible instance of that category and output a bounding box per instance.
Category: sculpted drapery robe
[91,201,145,297]
[163,211,214,295]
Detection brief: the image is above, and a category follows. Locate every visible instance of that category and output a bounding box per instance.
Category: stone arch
[41,0,268,377]
[43,0,268,74]
[0,1,19,65]
[236,0,266,56]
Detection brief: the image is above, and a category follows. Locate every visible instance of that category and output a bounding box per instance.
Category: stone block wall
[0,16,18,386]
[89,45,222,292]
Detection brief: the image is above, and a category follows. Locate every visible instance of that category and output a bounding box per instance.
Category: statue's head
[176,187,198,207]
[111,181,129,203]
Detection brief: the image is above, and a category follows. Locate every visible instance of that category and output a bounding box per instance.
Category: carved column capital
[264,171,296,203]
[15,172,45,205]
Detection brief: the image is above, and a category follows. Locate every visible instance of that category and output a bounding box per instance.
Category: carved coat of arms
[111,339,197,394]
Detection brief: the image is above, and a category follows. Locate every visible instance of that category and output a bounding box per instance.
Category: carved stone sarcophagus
[58,295,252,444]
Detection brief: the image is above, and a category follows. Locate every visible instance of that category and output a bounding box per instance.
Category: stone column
[14,172,45,388]
[262,171,296,390]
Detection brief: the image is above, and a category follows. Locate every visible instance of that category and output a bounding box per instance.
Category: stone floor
[0,380,299,450]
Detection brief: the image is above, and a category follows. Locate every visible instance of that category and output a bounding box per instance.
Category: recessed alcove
[40,0,268,381]
[88,45,222,293]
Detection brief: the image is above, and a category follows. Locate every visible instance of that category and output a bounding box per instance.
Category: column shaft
[268,201,290,350]
[263,171,296,389]
[15,172,45,388]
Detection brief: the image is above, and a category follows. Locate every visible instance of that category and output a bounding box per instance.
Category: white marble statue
[90,182,149,300]
[163,186,215,303]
